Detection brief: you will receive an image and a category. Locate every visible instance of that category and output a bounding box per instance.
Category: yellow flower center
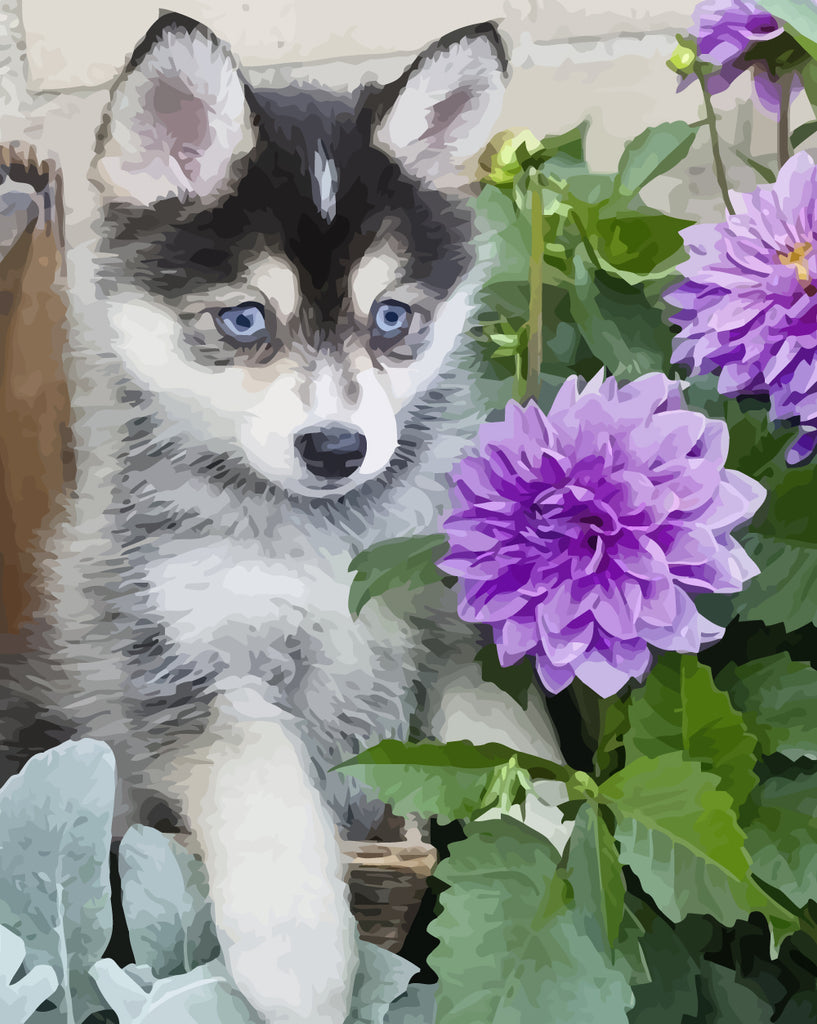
[778,242,813,286]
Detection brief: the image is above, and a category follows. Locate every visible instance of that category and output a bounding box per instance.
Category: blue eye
[218,303,266,341]
[372,300,411,337]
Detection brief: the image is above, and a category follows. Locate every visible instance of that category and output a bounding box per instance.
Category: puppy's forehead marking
[313,141,337,225]
[347,237,409,320]
[244,254,301,322]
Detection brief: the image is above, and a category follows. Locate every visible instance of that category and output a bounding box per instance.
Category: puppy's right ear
[91,14,256,207]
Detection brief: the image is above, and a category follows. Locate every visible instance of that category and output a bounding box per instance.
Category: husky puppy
[5,14,563,1023]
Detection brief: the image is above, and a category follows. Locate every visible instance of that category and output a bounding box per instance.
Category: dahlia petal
[440,369,763,698]
[574,640,652,698]
[534,656,576,694]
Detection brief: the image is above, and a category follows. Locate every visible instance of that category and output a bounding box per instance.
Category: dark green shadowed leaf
[742,770,817,908]
[0,739,116,1024]
[627,910,700,1024]
[564,802,625,952]
[615,121,700,197]
[568,256,669,379]
[755,1,817,62]
[791,119,817,149]
[697,960,775,1024]
[429,817,633,1024]
[599,753,796,948]
[626,654,758,808]
[732,535,817,632]
[335,740,570,824]
[348,534,449,618]
[717,653,817,760]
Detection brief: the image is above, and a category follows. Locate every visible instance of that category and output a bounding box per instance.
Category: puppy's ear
[91,14,256,207]
[371,23,509,188]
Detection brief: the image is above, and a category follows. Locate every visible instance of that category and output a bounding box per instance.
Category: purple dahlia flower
[666,151,817,464]
[683,0,798,115]
[438,374,765,698]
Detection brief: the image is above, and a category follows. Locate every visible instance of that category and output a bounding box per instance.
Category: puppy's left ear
[370,23,509,188]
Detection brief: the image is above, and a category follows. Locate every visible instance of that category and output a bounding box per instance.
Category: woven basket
[341,829,437,952]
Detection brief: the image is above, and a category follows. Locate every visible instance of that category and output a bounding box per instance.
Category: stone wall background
[1,0,808,241]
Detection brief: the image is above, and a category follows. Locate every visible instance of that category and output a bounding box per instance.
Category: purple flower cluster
[685,0,798,114]
[439,374,765,698]
[666,151,817,464]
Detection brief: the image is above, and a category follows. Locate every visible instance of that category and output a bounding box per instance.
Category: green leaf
[731,534,817,632]
[564,802,625,952]
[0,924,59,1024]
[742,770,817,907]
[615,122,700,197]
[755,1,817,62]
[335,740,570,825]
[696,960,775,1024]
[348,534,449,618]
[736,150,777,184]
[118,826,219,978]
[627,911,700,1024]
[599,753,796,947]
[0,739,115,1024]
[590,209,691,284]
[428,817,633,1024]
[791,120,817,149]
[568,257,669,379]
[474,644,532,710]
[625,654,758,808]
[717,653,817,760]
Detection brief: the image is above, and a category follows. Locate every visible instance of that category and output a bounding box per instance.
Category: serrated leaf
[564,802,625,952]
[599,753,796,949]
[626,655,758,808]
[335,740,570,825]
[626,910,700,1024]
[742,770,817,907]
[90,960,254,1024]
[0,924,59,1024]
[429,817,633,1024]
[615,122,699,197]
[348,534,449,618]
[717,653,817,760]
[732,534,817,632]
[118,826,219,978]
[0,739,115,1024]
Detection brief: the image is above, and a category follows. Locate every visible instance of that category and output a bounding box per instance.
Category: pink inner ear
[149,80,211,180]
[421,87,477,143]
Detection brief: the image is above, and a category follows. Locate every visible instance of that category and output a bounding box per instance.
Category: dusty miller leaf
[118,825,219,978]
[0,924,59,1024]
[0,739,115,1024]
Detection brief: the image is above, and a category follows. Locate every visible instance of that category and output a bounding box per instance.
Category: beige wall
[3,0,794,237]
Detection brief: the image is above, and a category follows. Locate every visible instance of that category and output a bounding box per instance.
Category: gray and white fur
[3,15,563,1023]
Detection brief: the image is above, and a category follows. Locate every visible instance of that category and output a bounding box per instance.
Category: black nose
[295,426,367,480]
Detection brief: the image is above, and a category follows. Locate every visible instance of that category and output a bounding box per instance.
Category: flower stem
[524,186,544,405]
[777,72,793,171]
[696,67,735,215]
